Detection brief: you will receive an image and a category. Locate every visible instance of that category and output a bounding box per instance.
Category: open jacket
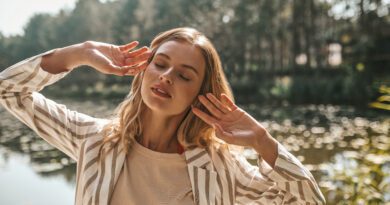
[0,50,326,205]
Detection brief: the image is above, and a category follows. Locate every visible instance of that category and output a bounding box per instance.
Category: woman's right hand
[83,41,151,76]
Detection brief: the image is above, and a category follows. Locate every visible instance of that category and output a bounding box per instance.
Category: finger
[106,64,127,76]
[213,123,235,143]
[191,105,218,125]
[123,62,148,76]
[89,50,125,76]
[119,41,139,52]
[124,46,149,58]
[198,95,224,120]
[125,51,152,66]
[205,93,231,113]
[221,93,237,111]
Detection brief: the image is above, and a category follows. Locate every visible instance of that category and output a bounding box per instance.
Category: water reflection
[0,148,75,205]
[0,99,389,204]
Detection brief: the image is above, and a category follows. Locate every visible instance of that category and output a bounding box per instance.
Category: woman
[0,27,325,204]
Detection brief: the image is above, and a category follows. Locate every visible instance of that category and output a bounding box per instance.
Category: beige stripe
[107,145,119,202]
[1,84,24,120]
[86,140,103,153]
[216,150,234,204]
[187,150,207,164]
[297,181,305,201]
[55,105,97,127]
[21,87,28,92]
[82,140,104,172]
[35,118,76,156]
[205,169,210,205]
[34,105,99,139]
[285,182,290,193]
[33,106,76,149]
[2,84,13,108]
[193,167,200,205]
[235,179,264,196]
[95,149,106,205]
[264,193,284,200]
[279,154,317,183]
[285,196,298,204]
[306,179,326,204]
[276,166,306,180]
[236,190,262,200]
[87,196,92,205]
[14,93,24,109]
[84,156,99,172]
[18,63,40,85]
[274,167,295,181]
[216,173,224,205]
[83,171,98,196]
[30,95,97,128]
[276,165,324,203]
[268,188,279,194]
[70,119,97,127]
[36,72,52,89]
[0,71,24,81]
[232,155,263,182]
[200,161,210,169]
[34,115,78,150]
[27,95,97,132]
[33,112,78,154]
[76,141,87,184]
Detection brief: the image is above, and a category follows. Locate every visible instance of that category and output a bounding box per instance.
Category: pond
[0,98,389,204]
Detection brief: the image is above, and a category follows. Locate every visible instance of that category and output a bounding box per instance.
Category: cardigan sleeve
[231,142,326,204]
[0,50,107,161]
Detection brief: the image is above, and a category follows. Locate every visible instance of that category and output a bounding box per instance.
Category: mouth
[151,87,172,98]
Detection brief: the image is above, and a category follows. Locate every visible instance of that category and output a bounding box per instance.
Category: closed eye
[155,63,165,68]
[179,74,190,81]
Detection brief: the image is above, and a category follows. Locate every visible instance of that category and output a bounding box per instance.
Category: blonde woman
[0,27,325,204]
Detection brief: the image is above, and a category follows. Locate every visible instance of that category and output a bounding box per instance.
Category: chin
[146,102,188,117]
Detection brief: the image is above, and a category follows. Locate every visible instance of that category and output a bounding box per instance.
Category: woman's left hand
[191,93,266,148]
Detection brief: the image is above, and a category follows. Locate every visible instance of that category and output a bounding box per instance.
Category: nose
[159,69,173,84]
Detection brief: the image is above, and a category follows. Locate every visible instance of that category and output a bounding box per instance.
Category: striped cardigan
[0,50,326,205]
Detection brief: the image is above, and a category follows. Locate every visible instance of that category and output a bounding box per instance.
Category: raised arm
[192,93,326,204]
[40,41,150,75]
[0,41,151,161]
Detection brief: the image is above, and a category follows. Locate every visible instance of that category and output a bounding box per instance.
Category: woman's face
[141,40,206,116]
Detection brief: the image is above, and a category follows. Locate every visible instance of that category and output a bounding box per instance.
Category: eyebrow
[155,53,199,75]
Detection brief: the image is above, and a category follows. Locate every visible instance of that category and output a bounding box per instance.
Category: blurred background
[0,0,389,204]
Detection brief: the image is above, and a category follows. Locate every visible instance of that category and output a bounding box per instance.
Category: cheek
[177,84,201,105]
[142,67,158,84]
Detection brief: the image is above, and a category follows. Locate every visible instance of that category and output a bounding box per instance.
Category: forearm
[40,43,87,74]
[252,127,278,168]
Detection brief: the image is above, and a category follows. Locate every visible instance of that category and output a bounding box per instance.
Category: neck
[139,107,188,153]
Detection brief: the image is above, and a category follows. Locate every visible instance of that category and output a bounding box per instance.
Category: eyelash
[155,63,191,81]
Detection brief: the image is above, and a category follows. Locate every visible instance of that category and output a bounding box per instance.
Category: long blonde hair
[101,27,234,155]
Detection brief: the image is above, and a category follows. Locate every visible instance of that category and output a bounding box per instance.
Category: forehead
[155,41,206,74]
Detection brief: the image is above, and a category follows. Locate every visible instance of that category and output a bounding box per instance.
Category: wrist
[252,126,278,168]
[67,43,89,69]
[252,126,268,152]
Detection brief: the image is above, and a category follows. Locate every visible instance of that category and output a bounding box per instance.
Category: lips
[151,85,172,98]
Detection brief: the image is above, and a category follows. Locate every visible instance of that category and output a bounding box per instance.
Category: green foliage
[0,0,388,106]
[370,85,390,111]
[321,138,390,203]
